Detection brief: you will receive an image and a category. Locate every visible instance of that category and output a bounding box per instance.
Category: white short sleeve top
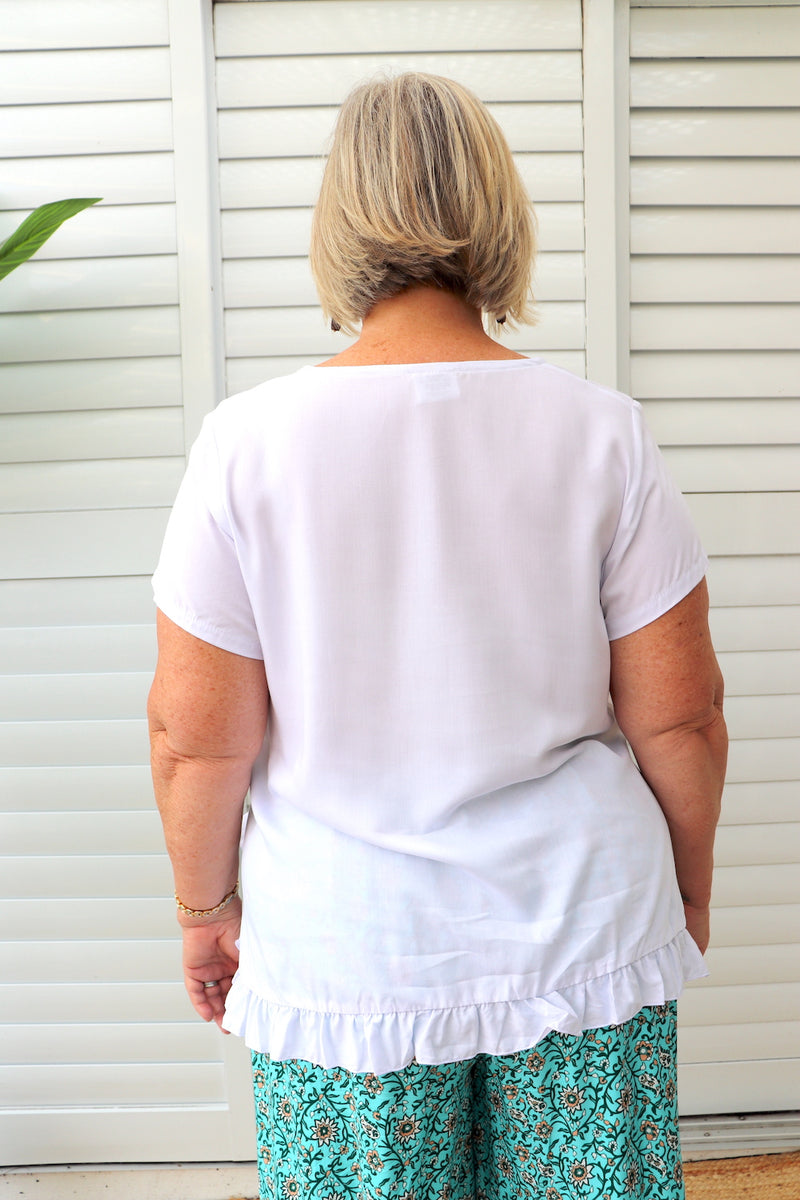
[153,359,708,1072]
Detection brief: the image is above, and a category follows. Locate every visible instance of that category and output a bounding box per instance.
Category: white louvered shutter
[0,0,251,1165]
[629,2,800,1116]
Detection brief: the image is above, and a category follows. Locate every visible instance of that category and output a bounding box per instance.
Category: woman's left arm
[148,610,269,1027]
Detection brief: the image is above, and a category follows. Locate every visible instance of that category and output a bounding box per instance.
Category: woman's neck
[318,286,526,367]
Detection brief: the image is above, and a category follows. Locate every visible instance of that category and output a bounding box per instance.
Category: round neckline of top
[303,357,541,374]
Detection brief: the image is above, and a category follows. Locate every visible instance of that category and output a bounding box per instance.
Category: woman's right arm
[609,578,728,954]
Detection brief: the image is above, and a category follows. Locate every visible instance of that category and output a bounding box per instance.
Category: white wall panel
[630,3,800,1119]
[3,940,179,983]
[0,576,154,626]
[3,896,172,939]
[1,1022,221,1066]
[4,100,173,157]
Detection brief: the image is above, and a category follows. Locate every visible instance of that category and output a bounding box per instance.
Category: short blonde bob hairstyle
[310,72,537,335]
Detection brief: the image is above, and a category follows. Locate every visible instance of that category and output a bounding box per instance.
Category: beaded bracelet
[175,882,239,918]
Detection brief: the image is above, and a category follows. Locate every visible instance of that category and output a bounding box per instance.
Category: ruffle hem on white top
[222,929,706,1074]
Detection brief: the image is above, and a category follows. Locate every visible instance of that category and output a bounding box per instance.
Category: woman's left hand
[179,898,242,1029]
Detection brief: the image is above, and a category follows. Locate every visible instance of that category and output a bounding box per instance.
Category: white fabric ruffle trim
[222,930,707,1074]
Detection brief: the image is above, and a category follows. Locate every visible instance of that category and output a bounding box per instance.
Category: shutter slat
[0,626,156,674]
[725,739,800,784]
[709,556,800,607]
[631,110,800,158]
[714,822,800,868]
[1,0,170,49]
[3,940,178,983]
[712,864,799,907]
[680,1022,800,1065]
[632,256,800,303]
[0,1063,224,1107]
[631,160,800,206]
[631,60,800,107]
[631,206,800,254]
[0,851,169,898]
[631,304,800,351]
[0,409,183,463]
[0,48,172,105]
[632,350,799,398]
[3,153,175,208]
[712,903,799,947]
[710,606,800,652]
[689,495,800,556]
[721,782,799,825]
[631,6,800,58]
[702,944,800,987]
[0,458,184,513]
[0,768,153,815]
[0,308,180,364]
[678,1060,799,1118]
[2,809,161,855]
[3,101,173,158]
[0,576,153,627]
[0,674,153,723]
[214,1,582,56]
[644,399,800,446]
[217,50,582,106]
[718,651,800,697]
[0,510,170,579]
[0,256,179,315]
[0,203,177,261]
[679,981,799,1025]
[663,445,800,492]
[1,897,171,939]
[0,359,182,414]
[0,1022,219,1065]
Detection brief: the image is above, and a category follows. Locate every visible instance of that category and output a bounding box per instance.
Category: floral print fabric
[251,1002,684,1200]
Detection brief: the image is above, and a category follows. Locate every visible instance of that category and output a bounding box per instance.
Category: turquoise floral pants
[251,1002,684,1199]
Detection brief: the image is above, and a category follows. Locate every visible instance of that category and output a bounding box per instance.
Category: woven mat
[684,1151,800,1199]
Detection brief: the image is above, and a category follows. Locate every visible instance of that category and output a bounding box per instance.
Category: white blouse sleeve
[600,403,708,641]
[152,415,263,659]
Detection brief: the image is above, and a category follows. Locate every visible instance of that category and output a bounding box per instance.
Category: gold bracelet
[175,882,239,918]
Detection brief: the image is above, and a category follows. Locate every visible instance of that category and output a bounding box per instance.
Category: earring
[331,319,341,332]
[497,314,506,325]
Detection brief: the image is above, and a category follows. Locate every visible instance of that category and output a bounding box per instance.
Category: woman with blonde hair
[149,73,726,1199]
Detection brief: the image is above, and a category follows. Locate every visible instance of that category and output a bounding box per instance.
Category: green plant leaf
[0,198,102,282]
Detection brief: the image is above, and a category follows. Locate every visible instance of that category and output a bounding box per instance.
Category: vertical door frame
[582,0,631,393]
[168,0,226,449]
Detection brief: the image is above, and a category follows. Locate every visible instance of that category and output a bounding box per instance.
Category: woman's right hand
[178,898,242,1028]
[683,900,710,955]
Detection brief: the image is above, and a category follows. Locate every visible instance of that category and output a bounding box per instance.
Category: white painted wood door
[629,0,800,1116]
